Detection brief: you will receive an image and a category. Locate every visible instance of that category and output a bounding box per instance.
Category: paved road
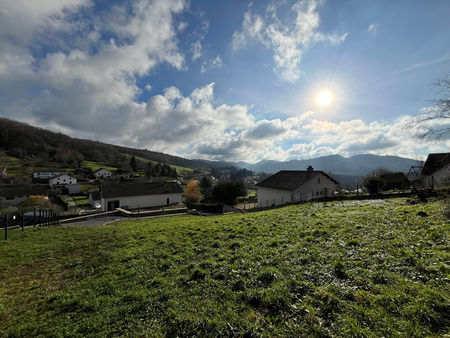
[62,216,126,227]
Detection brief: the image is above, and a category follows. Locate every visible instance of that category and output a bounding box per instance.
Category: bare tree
[405,73,450,141]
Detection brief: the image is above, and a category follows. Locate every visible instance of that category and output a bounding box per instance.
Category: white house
[255,166,339,207]
[420,153,450,188]
[33,171,65,180]
[94,168,112,179]
[101,181,183,211]
[49,174,77,188]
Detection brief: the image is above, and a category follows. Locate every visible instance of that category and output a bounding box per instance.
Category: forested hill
[0,118,213,170]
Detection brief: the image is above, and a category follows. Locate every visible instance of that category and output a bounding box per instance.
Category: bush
[186,203,223,213]
[185,180,201,203]
[212,181,246,205]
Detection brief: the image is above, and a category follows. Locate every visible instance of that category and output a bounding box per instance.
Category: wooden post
[33,207,36,227]
[138,205,140,216]
[4,214,7,240]
[38,209,41,227]
[21,211,24,232]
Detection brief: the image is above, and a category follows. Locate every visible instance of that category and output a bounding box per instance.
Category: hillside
[1,198,448,336]
[0,118,218,173]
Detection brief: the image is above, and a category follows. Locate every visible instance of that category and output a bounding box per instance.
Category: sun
[316,90,333,106]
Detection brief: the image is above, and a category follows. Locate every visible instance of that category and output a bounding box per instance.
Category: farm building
[255,166,339,207]
[100,182,183,211]
[420,153,450,188]
[94,168,112,179]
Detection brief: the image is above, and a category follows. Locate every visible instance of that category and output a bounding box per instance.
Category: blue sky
[0,0,449,162]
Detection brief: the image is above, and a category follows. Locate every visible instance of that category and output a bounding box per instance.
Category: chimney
[307,165,313,173]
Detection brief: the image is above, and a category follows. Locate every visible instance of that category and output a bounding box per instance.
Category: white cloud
[191,40,202,61]
[200,56,223,73]
[232,0,348,82]
[0,0,187,134]
[367,23,378,34]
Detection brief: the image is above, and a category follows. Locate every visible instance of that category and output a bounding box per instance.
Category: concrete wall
[257,172,338,206]
[101,193,183,211]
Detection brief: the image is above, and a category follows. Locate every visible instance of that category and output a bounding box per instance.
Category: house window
[316,191,319,197]
[318,177,320,183]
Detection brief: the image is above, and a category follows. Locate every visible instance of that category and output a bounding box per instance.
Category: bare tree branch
[405,73,450,141]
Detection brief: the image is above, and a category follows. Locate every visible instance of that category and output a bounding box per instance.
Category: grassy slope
[121,153,193,173]
[0,199,449,337]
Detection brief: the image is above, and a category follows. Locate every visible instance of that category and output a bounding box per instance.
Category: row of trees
[363,168,409,194]
[185,177,246,205]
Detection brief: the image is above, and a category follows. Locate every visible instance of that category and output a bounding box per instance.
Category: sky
[0,0,449,163]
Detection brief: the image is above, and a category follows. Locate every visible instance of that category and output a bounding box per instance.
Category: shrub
[212,181,246,205]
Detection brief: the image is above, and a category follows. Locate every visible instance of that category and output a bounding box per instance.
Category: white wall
[95,169,112,178]
[423,164,450,188]
[292,173,337,201]
[101,193,183,211]
[257,172,338,206]
[49,175,77,187]
[257,187,291,207]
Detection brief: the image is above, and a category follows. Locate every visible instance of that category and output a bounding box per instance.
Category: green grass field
[0,198,448,336]
[82,161,117,172]
[122,153,194,173]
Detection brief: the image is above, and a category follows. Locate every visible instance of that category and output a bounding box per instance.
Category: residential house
[32,171,66,181]
[49,174,77,188]
[101,181,183,211]
[420,153,450,188]
[94,168,112,179]
[255,166,339,207]
[0,185,47,206]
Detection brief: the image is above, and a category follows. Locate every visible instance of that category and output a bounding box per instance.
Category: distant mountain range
[224,154,421,176]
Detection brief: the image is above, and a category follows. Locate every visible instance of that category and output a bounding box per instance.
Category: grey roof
[421,153,450,175]
[101,182,183,198]
[255,170,339,191]
[0,185,47,198]
[94,168,111,173]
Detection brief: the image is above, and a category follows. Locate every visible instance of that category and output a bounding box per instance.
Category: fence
[1,208,59,240]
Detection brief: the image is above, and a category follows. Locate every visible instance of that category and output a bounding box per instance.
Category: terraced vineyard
[0,198,449,336]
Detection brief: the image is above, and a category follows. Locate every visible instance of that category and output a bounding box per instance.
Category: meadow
[0,198,448,337]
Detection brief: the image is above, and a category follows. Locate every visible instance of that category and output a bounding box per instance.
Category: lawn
[0,198,449,336]
[82,161,117,172]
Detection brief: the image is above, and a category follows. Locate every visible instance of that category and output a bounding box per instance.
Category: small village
[0,152,448,228]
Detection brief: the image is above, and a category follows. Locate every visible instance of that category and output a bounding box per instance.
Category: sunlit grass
[0,198,448,336]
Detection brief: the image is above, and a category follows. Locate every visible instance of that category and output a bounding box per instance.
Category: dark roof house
[255,167,339,191]
[101,182,183,198]
[421,153,450,175]
[255,167,340,206]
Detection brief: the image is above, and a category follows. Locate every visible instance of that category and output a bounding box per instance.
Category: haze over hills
[227,154,420,176]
